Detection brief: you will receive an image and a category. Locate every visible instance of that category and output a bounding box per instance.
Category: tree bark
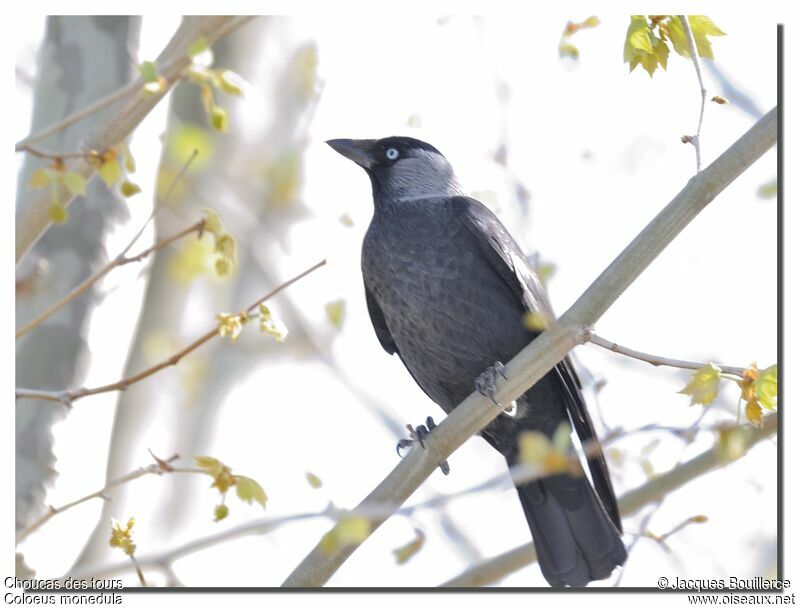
[15,16,141,535]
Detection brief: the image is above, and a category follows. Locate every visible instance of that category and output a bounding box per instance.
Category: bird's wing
[454,196,622,530]
[365,280,445,403]
[364,281,397,355]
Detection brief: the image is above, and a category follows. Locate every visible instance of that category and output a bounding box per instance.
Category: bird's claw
[396,416,450,475]
[475,361,507,407]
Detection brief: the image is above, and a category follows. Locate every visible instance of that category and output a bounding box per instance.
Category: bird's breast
[362,206,531,408]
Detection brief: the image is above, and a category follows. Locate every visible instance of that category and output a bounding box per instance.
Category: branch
[442,413,776,587]
[17,452,269,548]
[15,260,327,406]
[15,220,204,340]
[17,145,93,161]
[16,453,180,545]
[280,107,777,587]
[15,16,255,265]
[68,511,328,580]
[69,413,776,584]
[679,15,708,173]
[588,333,748,377]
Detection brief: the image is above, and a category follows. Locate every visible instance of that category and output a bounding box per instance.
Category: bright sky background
[9,6,793,608]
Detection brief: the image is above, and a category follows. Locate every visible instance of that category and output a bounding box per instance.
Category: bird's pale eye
[385,147,399,160]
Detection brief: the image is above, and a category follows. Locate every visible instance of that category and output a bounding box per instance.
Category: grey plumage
[328,136,626,586]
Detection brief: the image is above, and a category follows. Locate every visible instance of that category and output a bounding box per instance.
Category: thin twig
[120,149,199,259]
[15,260,327,406]
[18,144,97,161]
[16,221,204,340]
[16,454,180,545]
[15,150,199,340]
[130,556,147,587]
[16,453,266,547]
[15,82,143,152]
[589,333,747,377]
[679,15,707,173]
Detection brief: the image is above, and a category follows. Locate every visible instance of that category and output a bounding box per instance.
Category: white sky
[7,5,797,609]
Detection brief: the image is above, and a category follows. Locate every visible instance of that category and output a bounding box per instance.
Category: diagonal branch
[15,16,255,265]
[15,259,326,407]
[15,220,204,340]
[15,453,181,545]
[281,107,777,587]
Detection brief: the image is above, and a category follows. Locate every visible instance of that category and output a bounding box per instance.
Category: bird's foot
[474,361,508,407]
[396,416,450,475]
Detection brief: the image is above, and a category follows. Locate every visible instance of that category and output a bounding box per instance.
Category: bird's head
[326,136,461,202]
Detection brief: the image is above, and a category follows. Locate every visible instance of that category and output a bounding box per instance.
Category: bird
[327,136,627,587]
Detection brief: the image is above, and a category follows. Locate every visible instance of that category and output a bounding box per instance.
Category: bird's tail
[507,455,627,587]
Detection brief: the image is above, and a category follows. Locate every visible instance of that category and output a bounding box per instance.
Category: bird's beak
[326,139,377,169]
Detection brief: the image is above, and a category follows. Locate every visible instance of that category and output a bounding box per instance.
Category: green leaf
[29,168,52,189]
[98,159,121,188]
[652,37,670,70]
[214,257,232,277]
[210,106,228,132]
[688,15,725,59]
[49,203,68,224]
[235,476,267,508]
[393,529,425,565]
[109,517,137,556]
[623,16,669,76]
[214,233,236,260]
[187,35,209,58]
[757,178,778,199]
[678,363,721,406]
[551,422,572,454]
[320,531,338,554]
[754,364,778,410]
[213,504,229,522]
[665,17,691,57]
[518,430,550,465]
[582,16,600,28]
[61,172,87,197]
[745,399,764,427]
[305,472,323,489]
[665,16,724,60]
[334,516,370,546]
[122,145,136,173]
[716,426,747,461]
[325,300,346,329]
[201,207,224,236]
[217,69,246,96]
[120,181,141,198]
[624,15,653,62]
[258,304,288,342]
[195,455,225,477]
[522,311,548,332]
[559,42,579,59]
[138,60,158,83]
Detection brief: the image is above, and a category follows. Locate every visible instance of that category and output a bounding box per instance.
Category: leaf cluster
[624,15,725,76]
[194,456,268,522]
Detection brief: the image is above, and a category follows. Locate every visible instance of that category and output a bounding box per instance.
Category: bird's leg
[396,416,450,475]
[474,361,508,407]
